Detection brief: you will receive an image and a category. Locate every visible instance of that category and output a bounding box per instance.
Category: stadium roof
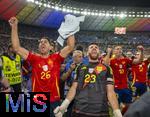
[73,0,150,8]
[0,0,150,31]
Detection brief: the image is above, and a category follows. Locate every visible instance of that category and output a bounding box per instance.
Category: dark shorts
[115,88,132,104]
[133,82,147,97]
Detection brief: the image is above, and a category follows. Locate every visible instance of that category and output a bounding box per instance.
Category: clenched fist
[137,45,144,51]
[8,17,18,27]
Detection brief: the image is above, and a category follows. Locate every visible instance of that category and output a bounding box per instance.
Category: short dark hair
[41,36,50,41]
[38,37,49,42]
[50,41,55,47]
[76,45,83,51]
[38,37,56,48]
[88,42,99,47]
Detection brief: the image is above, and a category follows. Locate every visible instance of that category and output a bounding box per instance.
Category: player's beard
[89,53,99,60]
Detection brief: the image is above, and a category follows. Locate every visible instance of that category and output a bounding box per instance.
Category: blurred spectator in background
[0,59,11,92]
[0,44,22,92]
[61,50,83,117]
[22,60,32,92]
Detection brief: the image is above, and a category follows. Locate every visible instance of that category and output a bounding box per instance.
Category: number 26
[41,71,51,80]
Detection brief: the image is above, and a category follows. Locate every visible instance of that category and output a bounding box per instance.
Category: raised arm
[103,47,112,65]
[9,17,29,60]
[60,35,75,58]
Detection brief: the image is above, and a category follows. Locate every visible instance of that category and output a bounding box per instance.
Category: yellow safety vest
[1,55,22,85]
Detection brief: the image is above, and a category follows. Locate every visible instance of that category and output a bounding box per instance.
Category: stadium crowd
[0,17,150,117]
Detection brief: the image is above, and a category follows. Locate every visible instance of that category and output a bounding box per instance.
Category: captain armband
[107,77,114,85]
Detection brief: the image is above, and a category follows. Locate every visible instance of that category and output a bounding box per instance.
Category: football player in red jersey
[9,17,75,116]
[109,45,143,115]
[131,51,150,99]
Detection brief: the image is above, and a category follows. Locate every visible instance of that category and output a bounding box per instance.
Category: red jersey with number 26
[26,52,64,102]
[110,58,132,89]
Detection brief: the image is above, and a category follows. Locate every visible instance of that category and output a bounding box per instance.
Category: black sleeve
[106,66,114,85]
